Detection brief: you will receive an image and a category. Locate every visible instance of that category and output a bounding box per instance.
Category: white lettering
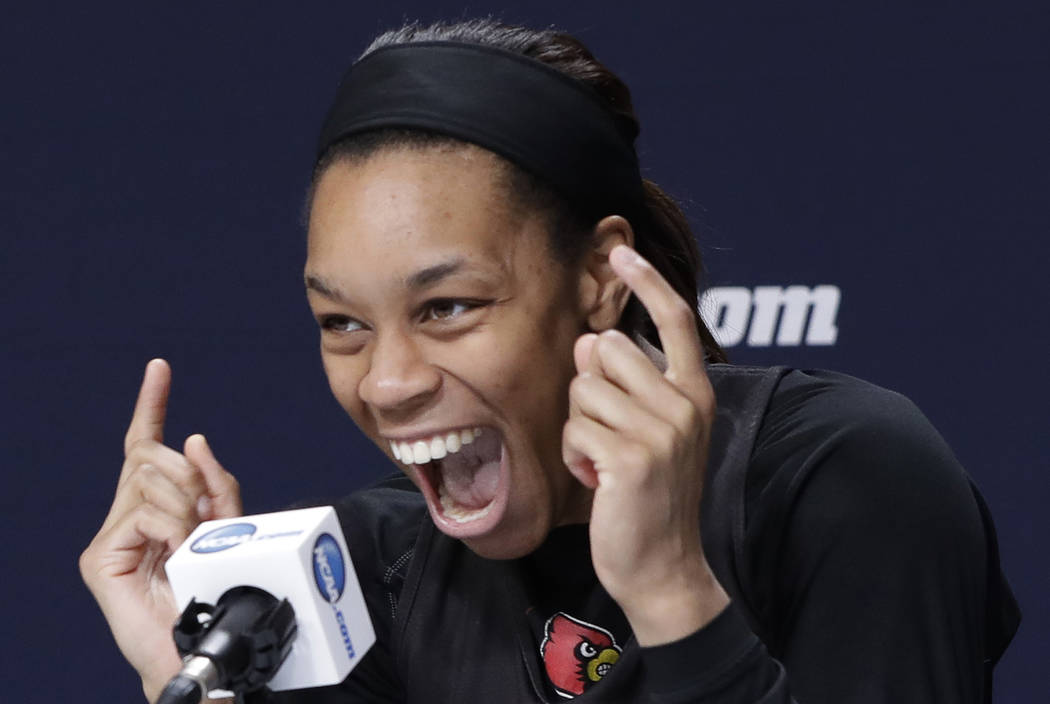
[336,610,355,658]
[699,286,752,347]
[195,534,251,550]
[700,285,841,348]
[314,546,341,602]
[313,538,355,659]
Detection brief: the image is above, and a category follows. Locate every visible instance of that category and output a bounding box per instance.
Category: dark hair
[312,18,727,363]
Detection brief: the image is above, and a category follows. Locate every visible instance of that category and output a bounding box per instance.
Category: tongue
[439,432,501,510]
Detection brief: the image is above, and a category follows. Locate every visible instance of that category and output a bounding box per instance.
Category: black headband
[316,41,645,220]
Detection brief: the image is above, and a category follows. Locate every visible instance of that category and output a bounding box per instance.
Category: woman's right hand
[79,359,243,702]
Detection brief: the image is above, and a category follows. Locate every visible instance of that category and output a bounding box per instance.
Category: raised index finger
[124,358,171,455]
[607,245,705,382]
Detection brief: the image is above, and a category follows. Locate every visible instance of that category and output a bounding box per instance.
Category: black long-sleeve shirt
[250,366,1018,703]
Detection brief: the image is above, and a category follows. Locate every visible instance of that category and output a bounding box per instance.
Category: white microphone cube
[166,506,375,694]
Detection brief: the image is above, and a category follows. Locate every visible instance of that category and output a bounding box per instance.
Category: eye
[318,314,365,333]
[576,640,598,659]
[422,299,483,322]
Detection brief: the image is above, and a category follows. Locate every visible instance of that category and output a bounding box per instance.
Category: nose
[357,329,442,415]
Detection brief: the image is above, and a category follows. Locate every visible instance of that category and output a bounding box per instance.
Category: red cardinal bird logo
[540,612,622,698]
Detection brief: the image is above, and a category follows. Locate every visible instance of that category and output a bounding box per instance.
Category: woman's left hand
[562,244,729,646]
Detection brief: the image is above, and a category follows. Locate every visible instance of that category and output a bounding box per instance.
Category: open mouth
[390,427,507,532]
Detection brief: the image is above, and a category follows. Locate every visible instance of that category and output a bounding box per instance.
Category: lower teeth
[438,481,493,524]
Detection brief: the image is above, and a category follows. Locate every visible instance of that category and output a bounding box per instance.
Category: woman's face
[305,145,595,558]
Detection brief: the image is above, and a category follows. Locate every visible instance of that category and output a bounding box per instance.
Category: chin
[457,513,552,560]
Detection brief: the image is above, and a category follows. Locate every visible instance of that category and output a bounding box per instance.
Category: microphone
[160,507,376,702]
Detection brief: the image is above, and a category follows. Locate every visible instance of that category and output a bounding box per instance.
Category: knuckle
[652,422,680,457]
[671,395,699,430]
[128,462,157,488]
[171,461,208,495]
[77,546,95,578]
[137,502,186,541]
[568,374,586,397]
[562,422,590,459]
[144,486,192,520]
[131,501,156,522]
[569,373,596,401]
[137,479,159,504]
[562,417,579,443]
[168,462,202,492]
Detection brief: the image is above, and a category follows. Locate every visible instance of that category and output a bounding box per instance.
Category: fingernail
[610,245,642,268]
[197,496,213,521]
[188,433,210,455]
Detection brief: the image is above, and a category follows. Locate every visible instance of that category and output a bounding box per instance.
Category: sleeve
[242,477,423,704]
[637,372,1015,703]
[640,602,791,703]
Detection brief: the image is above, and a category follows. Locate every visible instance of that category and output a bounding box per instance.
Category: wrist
[142,673,181,704]
[143,678,164,704]
[142,664,182,703]
[618,559,730,646]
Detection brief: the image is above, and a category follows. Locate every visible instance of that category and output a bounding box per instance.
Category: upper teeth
[391,428,481,466]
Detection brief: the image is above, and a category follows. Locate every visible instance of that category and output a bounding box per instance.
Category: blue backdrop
[2,2,1046,701]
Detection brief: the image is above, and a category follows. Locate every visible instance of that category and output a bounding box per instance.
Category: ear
[577,215,635,332]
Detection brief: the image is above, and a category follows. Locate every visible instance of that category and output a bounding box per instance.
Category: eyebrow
[304,274,350,303]
[405,257,467,289]
[304,257,474,303]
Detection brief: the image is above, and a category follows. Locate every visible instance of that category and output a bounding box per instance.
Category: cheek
[321,352,370,422]
[455,307,579,431]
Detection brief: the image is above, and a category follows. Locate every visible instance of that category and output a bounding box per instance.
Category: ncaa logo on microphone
[313,533,356,659]
[312,533,346,602]
[191,523,257,553]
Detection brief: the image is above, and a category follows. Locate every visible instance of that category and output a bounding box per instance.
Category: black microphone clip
[157,586,297,704]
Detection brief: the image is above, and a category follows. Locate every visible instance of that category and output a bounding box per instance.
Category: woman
[80,19,1018,703]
